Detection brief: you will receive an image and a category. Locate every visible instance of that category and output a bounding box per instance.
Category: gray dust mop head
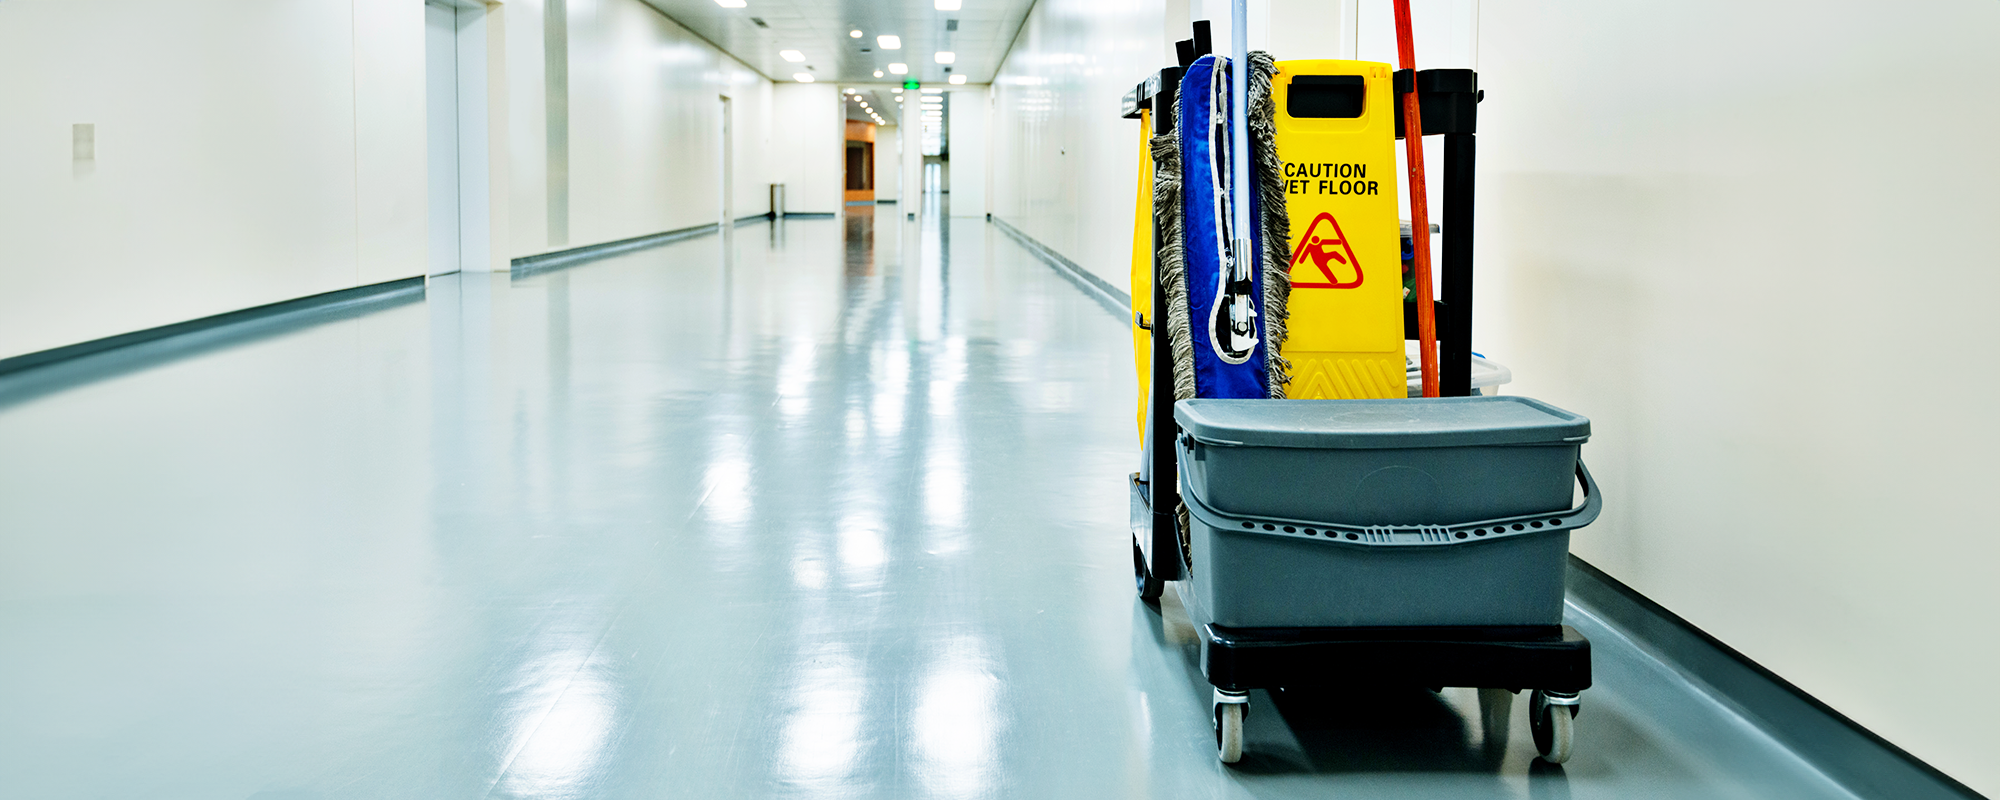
[1249,51,1293,398]
[1153,50,1291,566]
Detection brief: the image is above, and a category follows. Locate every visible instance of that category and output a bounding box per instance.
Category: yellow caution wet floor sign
[1273,60,1405,399]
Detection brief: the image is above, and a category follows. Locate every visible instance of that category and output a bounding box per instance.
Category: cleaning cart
[1124,17,1604,765]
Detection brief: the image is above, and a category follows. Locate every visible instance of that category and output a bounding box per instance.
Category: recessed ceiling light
[874,70,884,78]
[888,63,908,74]
[895,96,904,102]
[877,34,901,50]
[892,87,903,93]
[793,73,814,82]
[780,50,805,62]
[849,29,863,38]
[715,0,746,7]
[921,87,944,94]
[934,51,955,64]
[936,0,961,9]
[949,74,967,84]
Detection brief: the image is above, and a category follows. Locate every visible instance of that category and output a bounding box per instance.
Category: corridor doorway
[843,120,875,205]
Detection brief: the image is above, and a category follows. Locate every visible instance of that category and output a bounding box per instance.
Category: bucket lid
[1174,396,1590,449]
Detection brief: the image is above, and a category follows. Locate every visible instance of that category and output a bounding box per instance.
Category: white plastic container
[1405,346,1513,397]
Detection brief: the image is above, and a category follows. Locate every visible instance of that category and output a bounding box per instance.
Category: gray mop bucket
[1174,397,1601,628]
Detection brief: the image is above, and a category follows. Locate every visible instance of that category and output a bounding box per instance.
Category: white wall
[568,0,766,244]
[947,89,989,218]
[874,124,901,204]
[901,120,924,217]
[504,0,775,257]
[0,0,808,360]
[0,0,427,360]
[988,0,1165,287]
[1473,2,2000,793]
[770,83,843,215]
[1198,0,1359,64]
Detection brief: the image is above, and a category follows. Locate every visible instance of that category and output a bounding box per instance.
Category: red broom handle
[1393,0,1440,398]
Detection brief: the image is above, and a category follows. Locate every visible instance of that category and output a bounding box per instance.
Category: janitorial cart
[1124,12,1604,765]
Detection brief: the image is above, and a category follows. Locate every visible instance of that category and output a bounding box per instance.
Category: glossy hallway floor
[0,206,1859,799]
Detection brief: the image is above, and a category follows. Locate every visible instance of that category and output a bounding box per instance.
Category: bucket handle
[1183,460,1602,548]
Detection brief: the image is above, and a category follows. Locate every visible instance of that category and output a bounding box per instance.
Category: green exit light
[903,80,920,91]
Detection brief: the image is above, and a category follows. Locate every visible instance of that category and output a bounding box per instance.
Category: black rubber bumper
[1201,623,1592,693]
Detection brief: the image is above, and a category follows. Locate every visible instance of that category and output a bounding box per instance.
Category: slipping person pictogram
[1290,212,1363,288]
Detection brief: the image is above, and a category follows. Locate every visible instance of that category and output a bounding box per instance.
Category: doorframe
[426,0,464,276]
[431,0,507,273]
[719,94,734,229]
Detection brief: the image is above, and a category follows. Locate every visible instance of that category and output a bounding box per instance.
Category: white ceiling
[638,0,1032,87]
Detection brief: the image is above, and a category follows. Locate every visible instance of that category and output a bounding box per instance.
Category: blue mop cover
[1179,55,1271,400]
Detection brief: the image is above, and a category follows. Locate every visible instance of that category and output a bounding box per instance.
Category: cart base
[1200,623,1592,693]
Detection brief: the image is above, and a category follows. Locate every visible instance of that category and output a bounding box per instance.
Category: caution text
[1283,162,1378,196]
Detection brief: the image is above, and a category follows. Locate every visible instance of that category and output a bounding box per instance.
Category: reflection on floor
[0,204,1856,798]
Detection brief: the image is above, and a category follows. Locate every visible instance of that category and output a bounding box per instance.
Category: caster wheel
[1133,542,1164,601]
[1530,690,1577,764]
[1215,703,1244,763]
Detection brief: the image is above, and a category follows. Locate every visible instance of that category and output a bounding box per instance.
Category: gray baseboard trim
[511,223,720,278]
[1567,556,1985,800]
[988,216,1132,321]
[0,277,425,380]
[779,212,837,219]
[0,276,426,411]
[876,199,899,205]
[735,214,772,226]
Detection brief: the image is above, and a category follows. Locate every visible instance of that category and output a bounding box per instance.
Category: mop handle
[1229,0,1252,283]
[1393,0,1441,398]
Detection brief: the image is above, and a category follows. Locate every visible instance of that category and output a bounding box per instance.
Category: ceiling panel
[638,0,1032,85]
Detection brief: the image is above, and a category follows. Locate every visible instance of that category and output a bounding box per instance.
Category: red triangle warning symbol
[1290,213,1364,289]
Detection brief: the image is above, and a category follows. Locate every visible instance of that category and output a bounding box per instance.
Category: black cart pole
[1441,132,1475,397]
[1149,263,1180,579]
[1148,78,1183,581]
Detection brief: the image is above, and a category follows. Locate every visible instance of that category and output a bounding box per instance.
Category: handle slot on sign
[1289,76,1365,119]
